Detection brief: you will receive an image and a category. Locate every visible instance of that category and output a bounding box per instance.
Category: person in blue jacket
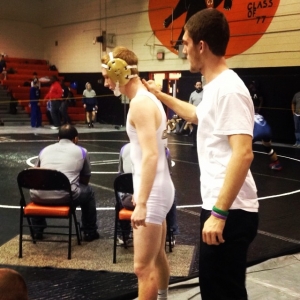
[29,79,42,128]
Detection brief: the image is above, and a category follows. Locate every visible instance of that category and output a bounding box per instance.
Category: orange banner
[148,0,280,58]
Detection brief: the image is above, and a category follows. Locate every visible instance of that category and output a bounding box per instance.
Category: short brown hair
[0,268,29,300]
[184,8,229,56]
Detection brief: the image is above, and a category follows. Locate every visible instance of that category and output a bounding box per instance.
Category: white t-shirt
[197,69,258,212]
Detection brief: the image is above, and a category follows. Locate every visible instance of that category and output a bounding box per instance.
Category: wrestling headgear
[102,52,138,96]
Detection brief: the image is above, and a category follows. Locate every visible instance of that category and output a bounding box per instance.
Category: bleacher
[0,57,85,124]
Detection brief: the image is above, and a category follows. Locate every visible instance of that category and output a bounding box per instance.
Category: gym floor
[1,124,300,299]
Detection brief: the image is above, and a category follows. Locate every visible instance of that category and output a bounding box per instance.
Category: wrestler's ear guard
[101,52,138,86]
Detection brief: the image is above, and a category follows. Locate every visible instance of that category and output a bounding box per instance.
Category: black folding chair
[112,173,173,264]
[17,168,81,260]
[113,173,134,263]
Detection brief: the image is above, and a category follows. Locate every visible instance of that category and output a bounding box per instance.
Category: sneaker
[88,123,91,128]
[117,236,124,246]
[84,231,100,242]
[124,238,133,247]
[117,236,133,247]
[166,236,176,248]
[269,160,282,171]
[91,122,94,128]
[50,126,59,130]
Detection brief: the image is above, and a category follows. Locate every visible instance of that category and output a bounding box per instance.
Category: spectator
[248,81,282,170]
[0,268,29,300]
[248,80,263,114]
[82,82,97,128]
[291,90,300,147]
[253,114,282,170]
[30,124,99,242]
[188,81,203,147]
[46,100,53,125]
[60,80,71,125]
[0,55,7,80]
[102,47,175,300]
[31,72,41,88]
[44,75,63,129]
[67,87,76,107]
[143,9,258,300]
[29,79,42,128]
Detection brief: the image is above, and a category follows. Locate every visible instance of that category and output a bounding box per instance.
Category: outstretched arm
[142,79,198,124]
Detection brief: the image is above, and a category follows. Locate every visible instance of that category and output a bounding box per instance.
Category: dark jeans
[31,184,98,235]
[60,100,71,124]
[293,114,300,144]
[50,100,62,127]
[199,209,258,300]
[46,110,53,125]
[30,103,41,127]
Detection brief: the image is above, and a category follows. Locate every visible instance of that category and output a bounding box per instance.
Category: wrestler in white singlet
[126,89,175,225]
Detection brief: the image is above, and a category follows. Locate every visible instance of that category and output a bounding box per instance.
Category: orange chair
[17,168,81,260]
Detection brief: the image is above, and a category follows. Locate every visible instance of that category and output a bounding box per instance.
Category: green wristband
[212,205,229,217]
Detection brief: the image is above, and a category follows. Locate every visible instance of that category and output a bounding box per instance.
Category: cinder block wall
[1,0,299,72]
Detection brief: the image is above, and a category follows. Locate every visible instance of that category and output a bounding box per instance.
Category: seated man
[30,124,99,241]
[118,143,179,246]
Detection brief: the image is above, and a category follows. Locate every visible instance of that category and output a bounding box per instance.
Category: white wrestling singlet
[126,89,174,225]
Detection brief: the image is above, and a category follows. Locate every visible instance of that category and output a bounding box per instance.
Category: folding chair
[112,173,173,264]
[17,168,81,260]
[113,173,134,263]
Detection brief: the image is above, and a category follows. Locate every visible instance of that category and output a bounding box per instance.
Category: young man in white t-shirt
[144,8,259,300]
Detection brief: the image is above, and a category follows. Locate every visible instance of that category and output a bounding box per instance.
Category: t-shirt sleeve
[214,92,254,137]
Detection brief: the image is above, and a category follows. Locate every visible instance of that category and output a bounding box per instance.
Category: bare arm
[202,134,254,245]
[142,79,198,124]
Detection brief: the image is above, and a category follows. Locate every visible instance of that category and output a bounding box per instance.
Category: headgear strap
[101,52,138,86]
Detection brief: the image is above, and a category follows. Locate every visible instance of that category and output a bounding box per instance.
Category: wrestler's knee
[134,260,154,279]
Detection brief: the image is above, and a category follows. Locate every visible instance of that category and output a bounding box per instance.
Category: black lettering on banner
[247,0,273,19]
[256,15,266,23]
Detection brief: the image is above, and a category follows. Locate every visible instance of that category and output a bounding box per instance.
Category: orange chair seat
[119,208,132,220]
[24,202,70,217]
